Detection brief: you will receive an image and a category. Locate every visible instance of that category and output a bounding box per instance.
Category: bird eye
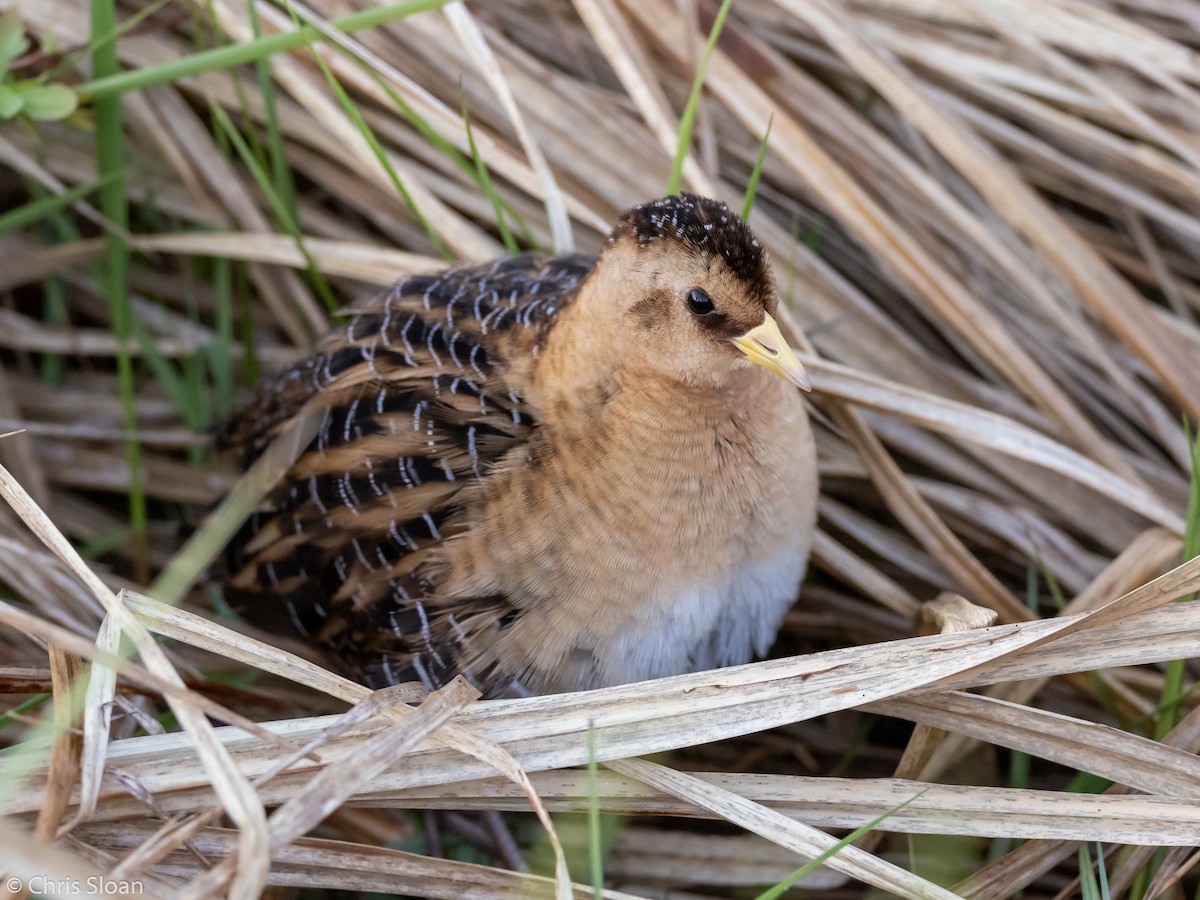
[686,288,716,316]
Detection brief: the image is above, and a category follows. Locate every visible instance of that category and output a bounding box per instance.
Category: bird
[218,194,819,697]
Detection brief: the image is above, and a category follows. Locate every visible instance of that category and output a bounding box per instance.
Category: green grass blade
[1179,428,1200,585]
[286,2,453,261]
[132,319,210,442]
[236,264,261,385]
[207,255,235,419]
[666,0,734,195]
[266,1,537,253]
[1156,421,1200,739]
[1079,844,1103,900]
[741,114,772,221]
[0,171,119,237]
[209,101,338,316]
[25,181,81,385]
[59,0,170,82]
[753,791,925,900]
[249,0,298,223]
[0,694,50,732]
[369,77,537,248]
[1096,842,1111,900]
[91,0,147,571]
[78,0,451,101]
[1066,771,1113,794]
[1078,844,1098,900]
[150,409,323,606]
[587,725,603,899]
[78,526,133,561]
[463,95,519,256]
[40,272,68,384]
[133,322,188,417]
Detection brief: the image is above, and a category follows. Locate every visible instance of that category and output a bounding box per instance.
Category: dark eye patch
[686,288,716,316]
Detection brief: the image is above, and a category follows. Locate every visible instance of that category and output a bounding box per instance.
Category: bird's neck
[534,322,796,471]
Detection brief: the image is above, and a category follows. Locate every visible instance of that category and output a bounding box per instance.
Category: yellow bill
[731,313,811,391]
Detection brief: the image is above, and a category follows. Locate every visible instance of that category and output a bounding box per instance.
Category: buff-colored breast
[439,368,817,693]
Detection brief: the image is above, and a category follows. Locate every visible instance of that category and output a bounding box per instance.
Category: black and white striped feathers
[220,253,591,688]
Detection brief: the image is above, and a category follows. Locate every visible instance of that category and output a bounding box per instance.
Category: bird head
[598,194,811,392]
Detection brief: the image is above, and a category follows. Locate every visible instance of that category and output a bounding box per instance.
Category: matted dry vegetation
[3,0,1200,897]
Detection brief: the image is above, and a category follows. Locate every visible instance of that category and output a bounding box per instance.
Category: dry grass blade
[119,588,576,897]
[787,0,1200,415]
[362,768,1200,844]
[1060,548,1200,633]
[13,599,1200,827]
[130,232,444,284]
[444,1,573,251]
[175,679,482,900]
[34,644,84,842]
[608,758,955,899]
[811,528,921,616]
[264,679,475,849]
[0,818,175,900]
[831,404,1027,621]
[101,681,430,884]
[809,358,1183,531]
[962,0,1200,172]
[61,614,120,833]
[0,462,270,899]
[919,603,1200,693]
[122,590,368,701]
[875,691,1200,797]
[79,822,649,900]
[0,600,301,754]
[0,620,1071,815]
[0,237,107,293]
[572,0,718,195]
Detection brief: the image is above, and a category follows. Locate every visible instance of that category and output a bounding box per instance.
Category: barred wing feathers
[219,253,594,689]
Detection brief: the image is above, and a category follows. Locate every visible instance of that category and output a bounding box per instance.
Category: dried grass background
[3,0,1200,897]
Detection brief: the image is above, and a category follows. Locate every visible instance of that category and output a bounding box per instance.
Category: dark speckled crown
[609,194,773,310]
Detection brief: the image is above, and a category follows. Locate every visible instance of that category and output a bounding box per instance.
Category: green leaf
[1155,420,1200,739]
[0,694,50,732]
[19,82,78,120]
[210,100,338,317]
[753,789,927,900]
[249,1,297,226]
[0,9,30,70]
[290,6,453,261]
[462,94,518,256]
[741,114,773,221]
[90,0,147,566]
[0,171,118,236]
[0,83,23,119]
[78,0,451,101]
[666,0,734,195]
[587,727,603,899]
[1078,844,1101,900]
